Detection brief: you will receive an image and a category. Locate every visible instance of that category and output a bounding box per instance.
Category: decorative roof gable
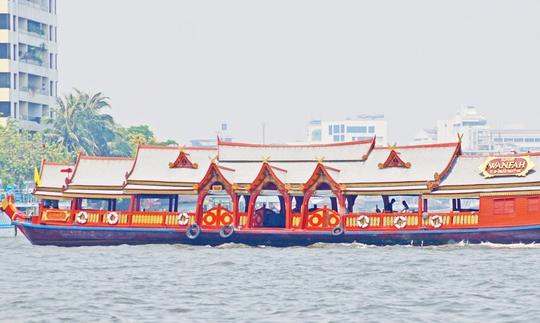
[378,150,411,169]
[169,151,199,169]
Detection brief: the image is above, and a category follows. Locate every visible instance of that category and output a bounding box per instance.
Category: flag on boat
[34,167,42,187]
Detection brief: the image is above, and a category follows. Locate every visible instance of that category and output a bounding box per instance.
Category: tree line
[0,89,177,187]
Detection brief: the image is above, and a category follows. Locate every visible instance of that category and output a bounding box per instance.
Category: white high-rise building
[307,114,387,146]
[0,0,58,131]
[413,106,540,154]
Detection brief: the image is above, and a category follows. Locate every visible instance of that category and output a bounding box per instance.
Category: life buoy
[75,211,88,224]
[178,212,190,226]
[107,212,119,225]
[219,224,234,239]
[394,215,407,229]
[356,215,370,229]
[186,223,201,240]
[308,213,324,227]
[430,215,443,229]
[331,226,344,236]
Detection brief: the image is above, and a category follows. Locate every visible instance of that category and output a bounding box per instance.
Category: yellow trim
[439,182,540,191]
[343,181,427,188]
[127,180,196,187]
[124,189,197,195]
[62,193,130,199]
[345,190,428,195]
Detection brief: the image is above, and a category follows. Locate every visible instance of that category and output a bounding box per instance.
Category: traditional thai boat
[2,137,540,247]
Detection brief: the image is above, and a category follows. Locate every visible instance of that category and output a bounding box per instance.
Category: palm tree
[46,89,129,156]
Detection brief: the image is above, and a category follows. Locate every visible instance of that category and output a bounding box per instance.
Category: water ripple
[1,236,540,322]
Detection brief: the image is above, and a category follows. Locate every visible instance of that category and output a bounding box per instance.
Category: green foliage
[0,89,177,185]
[0,120,72,186]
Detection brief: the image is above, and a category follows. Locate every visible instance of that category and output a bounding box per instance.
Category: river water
[1,233,539,323]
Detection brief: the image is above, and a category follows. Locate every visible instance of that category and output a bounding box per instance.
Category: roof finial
[208,156,218,164]
[457,133,464,143]
[317,156,325,164]
[262,156,271,163]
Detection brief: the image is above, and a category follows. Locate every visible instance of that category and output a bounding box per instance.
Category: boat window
[255,196,281,212]
[80,198,111,211]
[43,199,59,209]
[459,198,479,212]
[427,199,452,212]
[139,195,175,212]
[179,195,197,212]
[494,198,515,215]
[353,196,383,213]
[381,195,418,213]
[203,195,232,211]
[115,198,131,211]
[528,197,540,213]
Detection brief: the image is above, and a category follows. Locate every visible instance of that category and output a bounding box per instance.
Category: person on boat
[389,198,396,212]
[375,205,381,213]
[400,201,410,213]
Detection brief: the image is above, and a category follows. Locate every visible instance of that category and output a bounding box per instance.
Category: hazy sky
[58,1,540,144]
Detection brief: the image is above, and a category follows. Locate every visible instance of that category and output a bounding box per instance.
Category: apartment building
[0,0,58,130]
[306,115,388,146]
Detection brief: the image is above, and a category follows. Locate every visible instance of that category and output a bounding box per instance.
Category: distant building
[190,123,233,148]
[306,114,387,146]
[411,128,437,145]
[413,106,540,154]
[0,0,58,131]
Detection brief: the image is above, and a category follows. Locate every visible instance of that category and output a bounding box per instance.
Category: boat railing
[38,208,196,228]
[344,211,479,230]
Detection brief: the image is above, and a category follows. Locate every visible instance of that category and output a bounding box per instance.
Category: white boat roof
[66,156,134,189]
[218,139,375,162]
[126,146,217,185]
[37,161,74,190]
[336,143,460,185]
[436,154,540,190]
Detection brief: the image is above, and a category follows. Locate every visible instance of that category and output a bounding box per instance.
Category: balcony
[19,48,47,68]
[19,0,49,12]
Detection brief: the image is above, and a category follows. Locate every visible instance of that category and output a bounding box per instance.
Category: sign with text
[480,156,535,178]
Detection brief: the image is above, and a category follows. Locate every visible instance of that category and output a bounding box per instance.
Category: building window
[340,124,345,133]
[368,126,375,133]
[346,126,367,133]
[13,102,17,118]
[333,125,340,134]
[0,73,10,88]
[494,199,515,215]
[12,15,16,32]
[49,26,53,41]
[12,44,16,61]
[333,135,340,142]
[0,44,9,59]
[328,125,332,135]
[0,14,10,30]
[340,135,345,141]
[49,80,54,96]
[50,53,54,68]
[311,129,321,142]
[13,73,16,89]
[0,102,10,117]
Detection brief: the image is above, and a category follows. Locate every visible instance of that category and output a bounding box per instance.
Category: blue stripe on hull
[15,222,540,247]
